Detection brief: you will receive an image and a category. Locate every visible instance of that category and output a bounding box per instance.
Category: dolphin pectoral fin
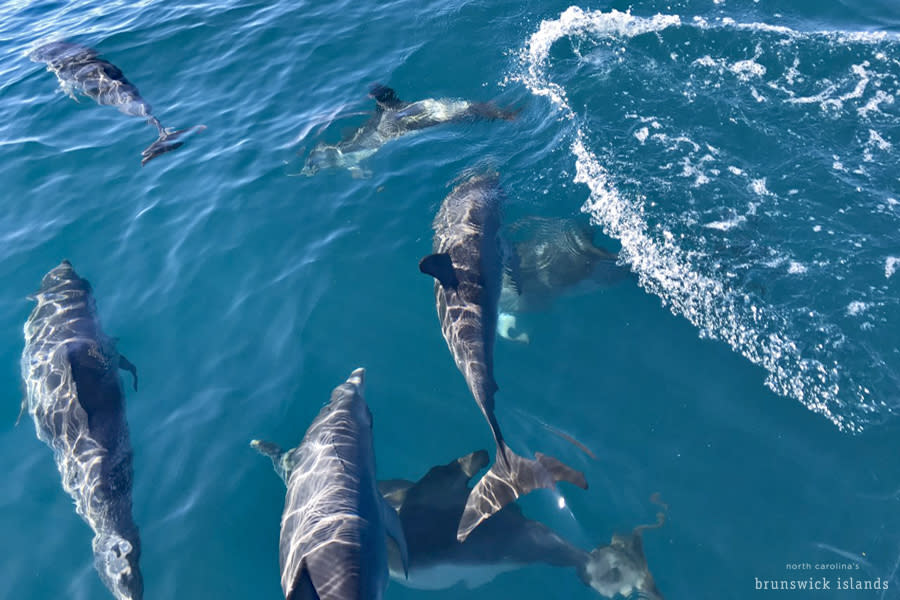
[250,439,291,483]
[419,253,459,289]
[15,398,27,426]
[249,439,283,460]
[60,83,80,102]
[368,83,406,110]
[118,355,138,392]
[457,446,587,542]
[497,312,530,344]
[140,125,206,166]
[382,497,409,578]
[348,166,371,179]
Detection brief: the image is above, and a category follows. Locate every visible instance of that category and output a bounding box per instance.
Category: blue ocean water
[1,0,899,598]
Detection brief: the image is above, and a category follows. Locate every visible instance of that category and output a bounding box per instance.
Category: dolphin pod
[255,444,666,599]
[18,27,666,600]
[380,451,666,599]
[20,261,142,600]
[251,368,408,600]
[30,41,204,165]
[419,172,589,542]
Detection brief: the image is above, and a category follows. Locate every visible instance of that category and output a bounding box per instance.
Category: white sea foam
[750,178,770,196]
[886,257,900,279]
[704,216,746,231]
[858,90,895,119]
[788,261,807,275]
[867,129,892,152]
[516,6,893,431]
[846,301,869,316]
[634,127,649,143]
[692,55,766,82]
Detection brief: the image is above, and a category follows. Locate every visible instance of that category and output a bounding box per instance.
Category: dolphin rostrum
[251,368,408,600]
[300,84,517,178]
[20,260,142,600]
[380,451,667,599]
[30,41,204,166]
[418,173,588,542]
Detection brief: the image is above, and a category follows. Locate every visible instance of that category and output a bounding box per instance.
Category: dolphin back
[278,368,404,600]
[21,260,143,600]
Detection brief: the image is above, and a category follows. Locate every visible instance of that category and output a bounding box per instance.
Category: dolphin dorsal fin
[419,253,459,289]
[382,497,409,578]
[369,84,406,111]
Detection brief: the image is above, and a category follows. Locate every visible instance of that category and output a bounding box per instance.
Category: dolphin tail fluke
[457,445,587,542]
[141,124,206,166]
[467,102,520,122]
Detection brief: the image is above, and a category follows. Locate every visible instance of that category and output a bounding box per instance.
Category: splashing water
[515,7,900,432]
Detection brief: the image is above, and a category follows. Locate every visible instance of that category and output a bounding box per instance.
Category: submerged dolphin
[258,447,666,598]
[498,217,631,343]
[30,41,204,165]
[19,260,142,600]
[300,84,517,178]
[418,173,587,542]
[251,368,408,600]
[379,450,666,599]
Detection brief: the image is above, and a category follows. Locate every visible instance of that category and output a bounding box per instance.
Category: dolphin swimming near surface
[498,216,631,343]
[19,260,142,600]
[30,41,204,166]
[258,447,666,598]
[418,173,588,542]
[381,451,667,599]
[300,84,517,178]
[251,368,408,600]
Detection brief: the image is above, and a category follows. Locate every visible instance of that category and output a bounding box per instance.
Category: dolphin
[381,451,667,599]
[19,260,142,600]
[251,368,408,600]
[498,216,631,343]
[300,84,517,177]
[418,173,588,542]
[30,41,204,165]
[258,448,666,598]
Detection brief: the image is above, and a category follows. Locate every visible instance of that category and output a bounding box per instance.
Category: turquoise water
[1,0,900,598]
